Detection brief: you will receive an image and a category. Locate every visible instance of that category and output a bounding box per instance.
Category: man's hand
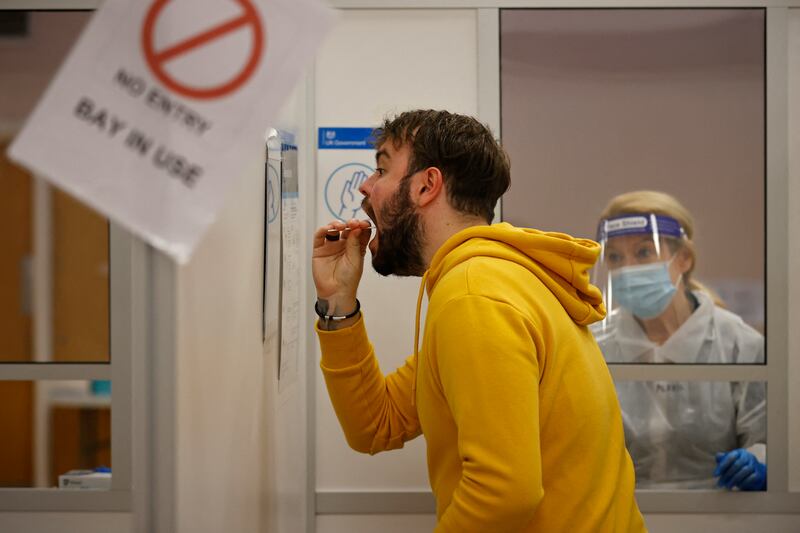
[312,218,372,324]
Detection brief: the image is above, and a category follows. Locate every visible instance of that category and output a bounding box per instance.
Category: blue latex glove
[714,449,767,491]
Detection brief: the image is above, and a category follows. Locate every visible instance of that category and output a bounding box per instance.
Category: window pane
[1,11,109,363]
[615,380,766,490]
[592,290,764,366]
[500,9,766,355]
[52,188,110,362]
[0,380,111,489]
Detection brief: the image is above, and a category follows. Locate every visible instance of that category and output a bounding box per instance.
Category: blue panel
[318,127,376,150]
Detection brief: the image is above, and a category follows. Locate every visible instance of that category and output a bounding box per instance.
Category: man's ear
[416,167,444,207]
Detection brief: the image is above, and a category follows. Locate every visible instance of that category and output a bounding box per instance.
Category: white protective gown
[595,291,766,489]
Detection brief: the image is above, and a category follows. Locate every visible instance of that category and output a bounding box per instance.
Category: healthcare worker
[591,190,766,491]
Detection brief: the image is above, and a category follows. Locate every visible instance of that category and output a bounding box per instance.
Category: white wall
[174,136,267,533]
[173,76,312,533]
[271,77,315,533]
[313,8,478,497]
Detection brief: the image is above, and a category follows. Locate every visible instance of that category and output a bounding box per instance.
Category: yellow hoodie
[318,223,646,532]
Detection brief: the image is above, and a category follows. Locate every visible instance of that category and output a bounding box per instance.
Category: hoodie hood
[425,222,606,326]
[409,222,606,406]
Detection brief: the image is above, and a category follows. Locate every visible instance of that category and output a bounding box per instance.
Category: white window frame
[0,220,133,511]
[0,3,158,516]
[0,5,175,529]
[0,213,175,528]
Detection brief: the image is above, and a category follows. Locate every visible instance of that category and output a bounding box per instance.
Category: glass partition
[500,9,766,358]
[615,380,766,491]
[0,380,111,489]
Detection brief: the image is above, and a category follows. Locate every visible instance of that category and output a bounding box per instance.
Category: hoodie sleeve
[317,314,421,454]
[432,295,544,532]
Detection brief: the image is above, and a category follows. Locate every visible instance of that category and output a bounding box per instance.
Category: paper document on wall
[8,0,334,263]
[262,130,299,392]
[264,131,283,385]
[263,131,282,361]
[278,143,300,391]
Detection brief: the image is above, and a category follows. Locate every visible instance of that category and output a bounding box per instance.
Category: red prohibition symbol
[142,0,265,100]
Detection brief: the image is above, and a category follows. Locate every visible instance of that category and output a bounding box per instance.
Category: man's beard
[365,178,426,277]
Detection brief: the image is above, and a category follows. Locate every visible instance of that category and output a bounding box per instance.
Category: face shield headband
[597,214,686,243]
[592,213,688,325]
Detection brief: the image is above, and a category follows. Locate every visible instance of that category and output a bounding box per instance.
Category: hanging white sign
[9,0,334,263]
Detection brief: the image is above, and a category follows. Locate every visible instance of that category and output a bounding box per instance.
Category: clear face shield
[591,214,688,337]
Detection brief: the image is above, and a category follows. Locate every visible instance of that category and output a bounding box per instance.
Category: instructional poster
[262,130,299,392]
[278,142,300,390]
[317,127,375,223]
[263,130,282,356]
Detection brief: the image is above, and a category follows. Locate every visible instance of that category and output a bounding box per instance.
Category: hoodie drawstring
[411,271,427,407]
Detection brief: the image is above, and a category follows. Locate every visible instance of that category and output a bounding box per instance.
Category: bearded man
[311,110,647,533]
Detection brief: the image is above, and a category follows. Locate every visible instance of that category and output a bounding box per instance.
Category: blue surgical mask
[611,260,679,319]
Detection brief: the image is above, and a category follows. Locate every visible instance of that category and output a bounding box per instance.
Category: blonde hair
[600,190,725,307]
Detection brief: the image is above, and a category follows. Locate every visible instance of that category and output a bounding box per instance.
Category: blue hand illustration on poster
[324,163,374,221]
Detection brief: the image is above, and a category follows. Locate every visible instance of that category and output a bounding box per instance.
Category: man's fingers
[314,222,347,248]
[315,220,371,250]
[339,219,371,256]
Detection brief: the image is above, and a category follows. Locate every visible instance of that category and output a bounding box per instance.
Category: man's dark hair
[373,110,511,223]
